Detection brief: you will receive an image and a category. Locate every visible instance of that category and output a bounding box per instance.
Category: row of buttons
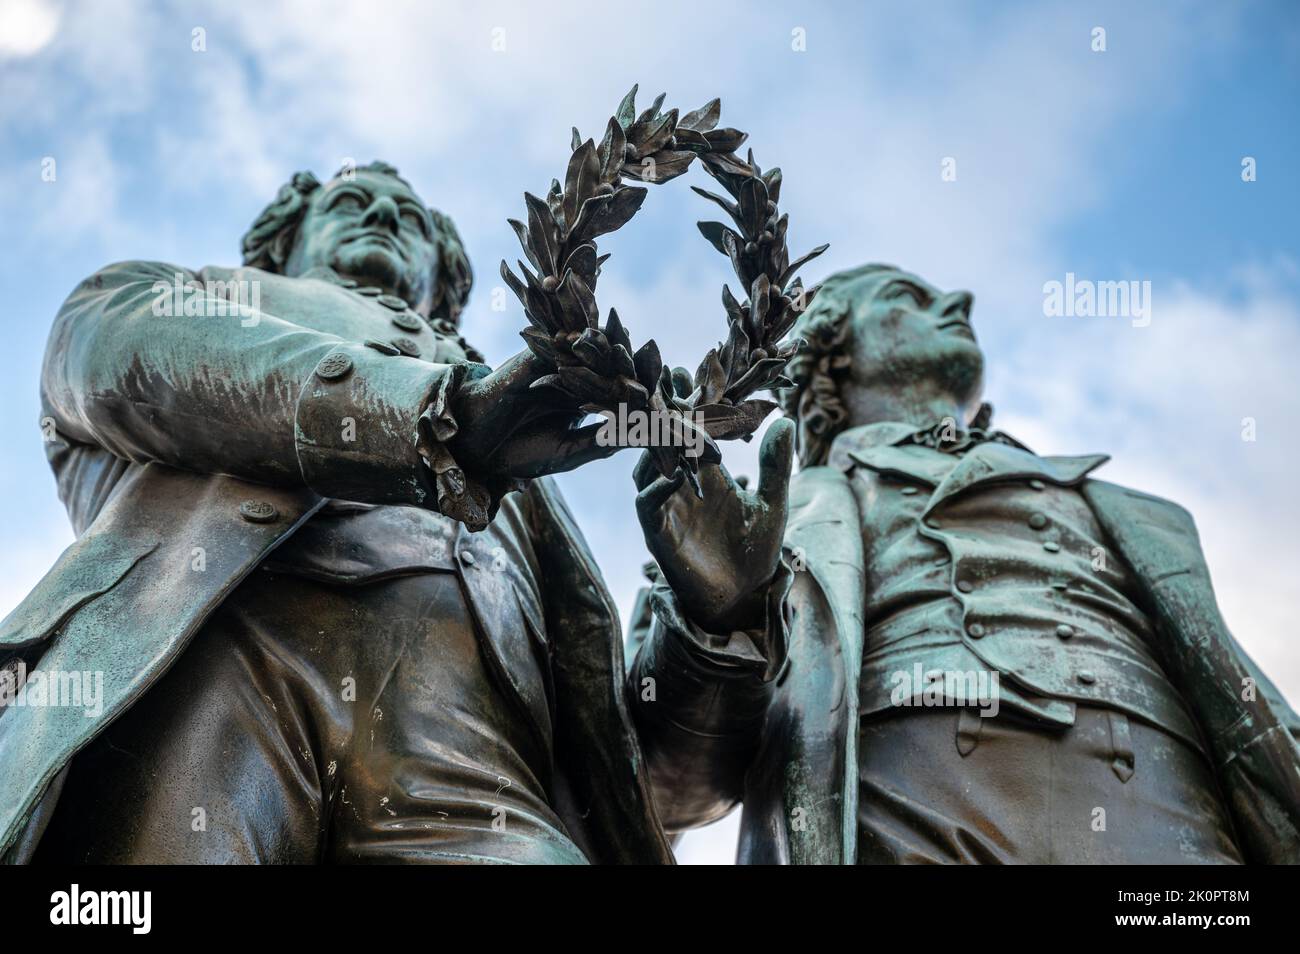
[312,335,421,387]
[964,618,1097,685]
[339,278,474,355]
[895,470,1105,692]
[926,478,1096,688]
[341,280,426,332]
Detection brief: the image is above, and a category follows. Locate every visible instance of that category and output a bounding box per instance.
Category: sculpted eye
[400,206,431,237]
[888,284,931,308]
[327,191,364,212]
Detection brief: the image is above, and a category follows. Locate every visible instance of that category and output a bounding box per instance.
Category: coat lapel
[924,442,1109,513]
[742,465,864,865]
[525,477,675,865]
[0,463,322,861]
[1084,479,1300,862]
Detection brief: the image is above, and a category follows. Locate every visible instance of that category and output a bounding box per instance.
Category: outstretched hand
[634,417,794,635]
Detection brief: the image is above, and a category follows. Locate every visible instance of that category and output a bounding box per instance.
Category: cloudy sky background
[1,0,1298,863]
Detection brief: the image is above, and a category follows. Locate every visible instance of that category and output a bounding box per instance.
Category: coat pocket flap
[0,532,160,651]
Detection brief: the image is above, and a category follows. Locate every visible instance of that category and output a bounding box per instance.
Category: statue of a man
[630,262,1300,863]
[0,161,791,864]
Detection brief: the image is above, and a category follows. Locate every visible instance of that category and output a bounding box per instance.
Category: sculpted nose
[942,291,973,321]
[362,195,400,233]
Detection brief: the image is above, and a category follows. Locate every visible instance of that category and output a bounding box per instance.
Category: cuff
[649,555,793,683]
[294,343,504,527]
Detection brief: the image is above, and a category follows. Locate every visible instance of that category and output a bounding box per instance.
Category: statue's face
[284,170,440,311]
[844,267,985,412]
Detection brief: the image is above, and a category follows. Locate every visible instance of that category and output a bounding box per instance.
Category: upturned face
[844,267,985,409]
[284,169,440,312]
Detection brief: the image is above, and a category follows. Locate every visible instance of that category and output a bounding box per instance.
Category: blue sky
[2,0,1298,862]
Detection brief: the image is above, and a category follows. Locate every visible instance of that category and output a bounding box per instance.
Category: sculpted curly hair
[780,263,897,468]
[239,161,473,327]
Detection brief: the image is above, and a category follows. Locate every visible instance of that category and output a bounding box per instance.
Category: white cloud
[0,0,61,58]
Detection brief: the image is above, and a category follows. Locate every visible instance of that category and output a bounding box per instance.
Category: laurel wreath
[500,85,828,492]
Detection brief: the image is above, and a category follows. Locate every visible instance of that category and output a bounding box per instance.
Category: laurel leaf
[679,98,721,133]
[615,85,638,128]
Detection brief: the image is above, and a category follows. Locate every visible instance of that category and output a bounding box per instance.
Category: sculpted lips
[342,230,405,258]
[938,318,976,339]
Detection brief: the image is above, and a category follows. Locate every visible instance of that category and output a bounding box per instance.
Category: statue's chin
[333,246,409,298]
[939,343,985,406]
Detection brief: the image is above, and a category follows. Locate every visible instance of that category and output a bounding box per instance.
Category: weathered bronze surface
[0,140,794,863]
[629,263,1300,863]
[4,90,1295,865]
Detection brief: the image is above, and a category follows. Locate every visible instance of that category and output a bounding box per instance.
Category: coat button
[357,286,382,297]
[1028,512,1048,529]
[1029,479,1046,491]
[239,500,279,523]
[364,338,400,355]
[1042,541,1061,553]
[377,294,409,311]
[967,622,986,638]
[957,579,974,593]
[924,517,940,529]
[391,311,423,332]
[900,486,919,496]
[390,337,421,358]
[315,351,353,381]
[461,551,476,566]
[1077,670,1097,685]
[1055,624,1074,639]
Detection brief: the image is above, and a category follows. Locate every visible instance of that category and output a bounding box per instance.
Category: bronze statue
[629,262,1300,863]
[7,74,1293,866]
[0,145,799,863]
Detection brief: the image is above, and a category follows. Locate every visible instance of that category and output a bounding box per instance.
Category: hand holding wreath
[499,85,828,496]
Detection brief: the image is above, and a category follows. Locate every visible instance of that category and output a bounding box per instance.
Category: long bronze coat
[0,261,677,863]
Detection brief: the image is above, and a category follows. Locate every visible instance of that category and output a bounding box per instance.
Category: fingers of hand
[757,417,796,510]
[631,449,660,492]
[636,468,687,524]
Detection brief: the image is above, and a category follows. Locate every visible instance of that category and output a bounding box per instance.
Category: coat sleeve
[626,560,792,833]
[40,261,492,525]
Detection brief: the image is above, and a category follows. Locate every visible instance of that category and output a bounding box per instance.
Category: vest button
[925,517,940,529]
[1055,624,1074,639]
[390,337,421,358]
[1029,479,1046,491]
[460,551,476,566]
[967,623,986,638]
[900,486,919,496]
[391,311,423,332]
[1028,512,1048,530]
[1077,670,1097,685]
[1043,541,1061,553]
[314,351,353,381]
[239,500,279,523]
[956,579,974,593]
